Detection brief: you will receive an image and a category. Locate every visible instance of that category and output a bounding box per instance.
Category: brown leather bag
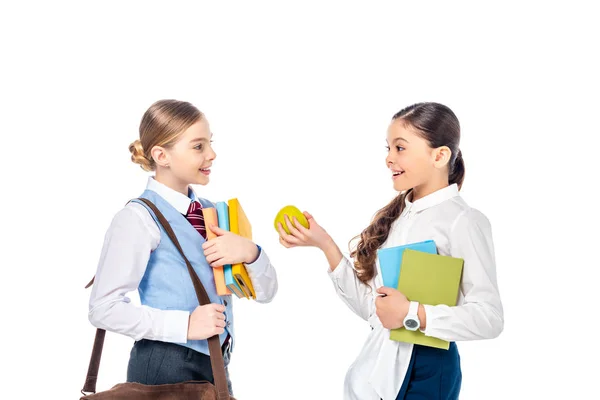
[80,198,236,400]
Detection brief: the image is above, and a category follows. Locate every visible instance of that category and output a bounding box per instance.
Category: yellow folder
[201,207,231,296]
[389,249,464,350]
[228,198,256,299]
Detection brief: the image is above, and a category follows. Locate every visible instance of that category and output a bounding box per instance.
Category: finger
[202,240,216,250]
[208,256,226,267]
[210,225,227,236]
[279,236,296,248]
[213,304,226,313]
[215,319,226,328]
[303,211,314,220]
[277,222,295,242]
[203,246,219,256]
[214,327,225,335]
[205,253,222,264]
[284,215,306,241]
[293,217,311,236]
[215,312,226,320]
[278,222,303,245]
[210,258,227,267]
[376,286,395,296]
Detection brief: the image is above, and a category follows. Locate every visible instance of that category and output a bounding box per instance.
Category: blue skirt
[396,342,461,400]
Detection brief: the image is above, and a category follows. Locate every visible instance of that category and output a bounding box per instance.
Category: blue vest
[131,189,234,355]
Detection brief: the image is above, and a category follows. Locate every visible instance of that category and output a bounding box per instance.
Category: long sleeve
[244,248,278,303]
[422,208,504,341]
[328,255,374,321]
[88,204,190,343]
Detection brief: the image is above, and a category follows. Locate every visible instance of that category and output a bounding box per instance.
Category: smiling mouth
[392,170,404,177]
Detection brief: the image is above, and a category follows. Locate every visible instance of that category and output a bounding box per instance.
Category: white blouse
[88,177,278,344]
[328,184,504,400]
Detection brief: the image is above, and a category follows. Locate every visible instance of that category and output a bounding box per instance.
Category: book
[215,201,246,299]
[228,198,256,299]
[201,207,231,296]
[389,249,464,350]
[377,240,437,289]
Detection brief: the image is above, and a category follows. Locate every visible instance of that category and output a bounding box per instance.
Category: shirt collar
[405,183,459,213]
[146,177,199,215]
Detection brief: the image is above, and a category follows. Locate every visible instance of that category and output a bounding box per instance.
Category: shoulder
[109,201,161,246]
[448,198,492,236]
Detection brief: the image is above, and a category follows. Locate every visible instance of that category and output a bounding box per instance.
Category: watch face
[405,319,418,329]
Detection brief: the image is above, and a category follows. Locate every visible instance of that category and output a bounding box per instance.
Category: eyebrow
[189,134,213,144]
[387,137,409,145]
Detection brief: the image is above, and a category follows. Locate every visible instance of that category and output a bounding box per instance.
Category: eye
[396,146,404,152]
[385,145,390,151]
[194,144,203,150]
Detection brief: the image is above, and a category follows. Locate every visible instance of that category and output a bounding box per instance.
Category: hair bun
[129,139,153,171]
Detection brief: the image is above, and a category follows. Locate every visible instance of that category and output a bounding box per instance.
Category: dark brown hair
[350,102,465,285]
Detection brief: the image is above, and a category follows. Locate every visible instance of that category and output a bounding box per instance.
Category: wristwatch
[403,301,420,331]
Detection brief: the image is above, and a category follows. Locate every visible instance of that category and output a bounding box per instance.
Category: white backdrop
[1,1,598,399]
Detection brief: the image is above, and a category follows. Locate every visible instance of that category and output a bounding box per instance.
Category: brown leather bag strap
[82,198,231,400]
[81,328,105,395]
[137,198,230,399]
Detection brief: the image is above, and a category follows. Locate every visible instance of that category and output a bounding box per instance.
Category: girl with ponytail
[278,102,503,400]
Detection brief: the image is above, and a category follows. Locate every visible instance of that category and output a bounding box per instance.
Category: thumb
[213,303,226,312]
[303,211,314,221]
[376,286,396,296]
[209,225,227,236]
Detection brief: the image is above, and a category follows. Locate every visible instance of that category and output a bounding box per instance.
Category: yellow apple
[274,205,309,234]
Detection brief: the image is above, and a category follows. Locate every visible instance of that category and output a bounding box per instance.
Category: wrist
[399,299,410,321]
[319,236,337,253]
[245,243,260,264]
[402,300,421,331]
[418,303,427,330]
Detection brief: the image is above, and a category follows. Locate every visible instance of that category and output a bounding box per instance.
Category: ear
[150,146,170,168]
[432,146,452,169]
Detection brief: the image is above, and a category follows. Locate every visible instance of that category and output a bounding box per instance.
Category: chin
[194,177,210,186]
[393,181,411,192]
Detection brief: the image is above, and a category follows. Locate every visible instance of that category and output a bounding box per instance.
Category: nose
[208,146,217,161]
[385,153,393,167]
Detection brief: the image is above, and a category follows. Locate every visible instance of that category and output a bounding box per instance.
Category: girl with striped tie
[277,102,503,400]
[87,99,278,396]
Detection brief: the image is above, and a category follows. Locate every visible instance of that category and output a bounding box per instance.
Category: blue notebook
[377,240,438,289]
[216,202,245,298]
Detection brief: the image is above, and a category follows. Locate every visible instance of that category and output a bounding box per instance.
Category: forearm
[320,238,344,272]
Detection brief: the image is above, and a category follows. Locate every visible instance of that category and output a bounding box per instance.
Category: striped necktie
[185,199,232,351]
[185,200,207,239]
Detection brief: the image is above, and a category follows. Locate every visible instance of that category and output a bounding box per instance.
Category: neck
[154,169,190,196]
[412,176,450,202]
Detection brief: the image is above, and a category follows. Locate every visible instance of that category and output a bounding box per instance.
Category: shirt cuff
[244,245,266,272]
[420,304,437,336]
[160,309,190,344]
[327,253,352,276]
[247,244,261,264]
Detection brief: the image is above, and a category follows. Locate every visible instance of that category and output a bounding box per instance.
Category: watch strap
[408,300,419,316]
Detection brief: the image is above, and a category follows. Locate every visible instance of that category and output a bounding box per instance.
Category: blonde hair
[129,99,204,171]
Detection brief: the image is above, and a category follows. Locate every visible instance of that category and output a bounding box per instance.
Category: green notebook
[389,249,464,350]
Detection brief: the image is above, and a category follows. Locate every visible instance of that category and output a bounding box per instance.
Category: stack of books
[201,198,256,299]
[378,240,464,350]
